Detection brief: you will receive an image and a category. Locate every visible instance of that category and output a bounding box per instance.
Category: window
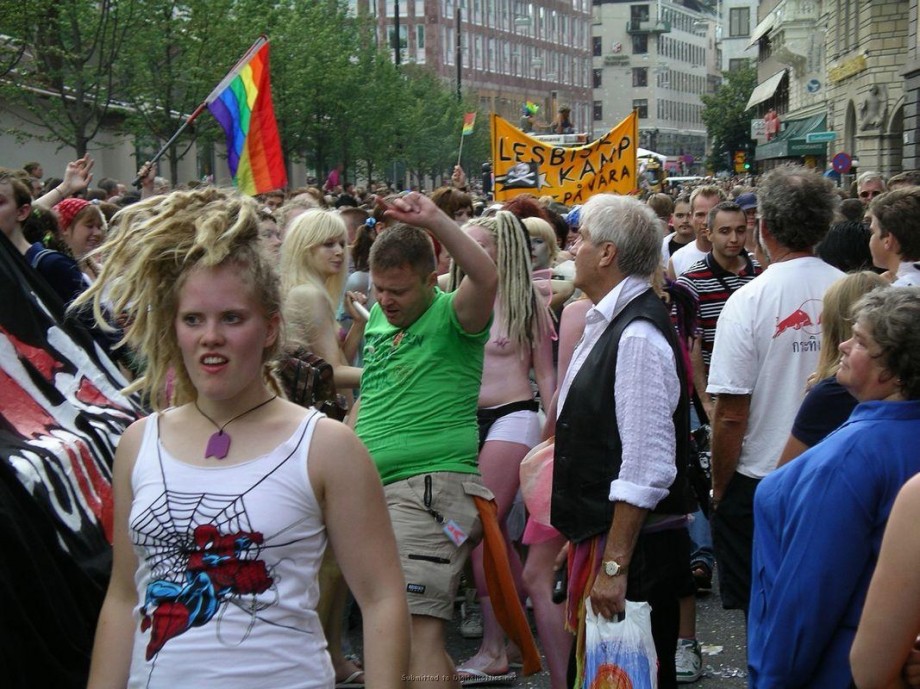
[630,4,650,22]
[593,68,602,88]
[593,100,603,121]
[416,25,426,63]
[729,7,750,37]
[729,58,749,72]
[632,34,648,54]
[633,98,648,118]
[593,35,602,56]
[388,24,408,60]
[386,0,408,17]
[633,67,648,87]
[839,0,860,51]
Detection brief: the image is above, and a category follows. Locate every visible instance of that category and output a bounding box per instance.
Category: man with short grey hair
[707,165,843,614]
[551,193,692,689]
[857,171,887,206]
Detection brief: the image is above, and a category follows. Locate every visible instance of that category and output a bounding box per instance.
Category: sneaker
[460,602,483,639]
[675,638,702,683]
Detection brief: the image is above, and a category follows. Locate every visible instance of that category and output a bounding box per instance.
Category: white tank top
[127,410,334,689]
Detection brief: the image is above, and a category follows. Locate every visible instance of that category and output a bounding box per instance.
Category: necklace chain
[194,395,278,435]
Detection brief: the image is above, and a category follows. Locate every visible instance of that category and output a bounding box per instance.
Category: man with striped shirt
[677,201,763,422]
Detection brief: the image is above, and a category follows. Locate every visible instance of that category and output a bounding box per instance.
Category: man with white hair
[857,171,887,206]
[551,193,693,689]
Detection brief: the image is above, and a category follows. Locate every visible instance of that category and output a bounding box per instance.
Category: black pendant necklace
[194,395,277,460]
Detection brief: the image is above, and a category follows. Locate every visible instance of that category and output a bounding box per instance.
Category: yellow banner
[490,111,638,204]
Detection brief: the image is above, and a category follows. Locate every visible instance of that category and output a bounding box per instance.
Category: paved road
[347,571,749,687]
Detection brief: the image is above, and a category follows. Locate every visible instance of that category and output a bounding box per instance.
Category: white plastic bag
[583,598,658,689]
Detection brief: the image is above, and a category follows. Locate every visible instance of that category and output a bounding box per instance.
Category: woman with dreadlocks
[450,210,557,683]
[80,188,408,689]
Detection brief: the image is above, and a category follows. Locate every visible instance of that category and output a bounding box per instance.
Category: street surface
[347,571,748,687]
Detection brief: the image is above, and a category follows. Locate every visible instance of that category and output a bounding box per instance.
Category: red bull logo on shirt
[773,299,823,339]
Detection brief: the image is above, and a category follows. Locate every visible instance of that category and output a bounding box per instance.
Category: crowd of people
[3,153,920,689]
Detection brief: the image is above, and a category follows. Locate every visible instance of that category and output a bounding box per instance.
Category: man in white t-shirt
[667,186,726,280]
[866,187,920,286]
[706,166,843,613]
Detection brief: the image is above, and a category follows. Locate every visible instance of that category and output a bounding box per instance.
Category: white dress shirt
[558,275,680,510]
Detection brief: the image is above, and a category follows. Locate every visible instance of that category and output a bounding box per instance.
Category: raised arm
[34,155,95,208]
[383,192,497,333]
[309,419,410,688]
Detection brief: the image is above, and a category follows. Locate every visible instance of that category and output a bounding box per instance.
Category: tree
[701,63,758,172]
[0,0,138,157]
[118,0,238,184]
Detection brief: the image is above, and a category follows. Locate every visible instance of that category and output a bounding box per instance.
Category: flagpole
[131,35,269,188]
[457,132,465,169]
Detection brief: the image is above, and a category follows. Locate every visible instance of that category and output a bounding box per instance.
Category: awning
[754,114,829,160]
[747,12,776,49]
[638,147,667,162]
[746,69,787,110]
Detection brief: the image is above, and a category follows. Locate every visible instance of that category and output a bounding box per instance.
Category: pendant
[205,431,231,460]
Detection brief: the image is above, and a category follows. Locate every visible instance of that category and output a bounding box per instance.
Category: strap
[30,248,56,270]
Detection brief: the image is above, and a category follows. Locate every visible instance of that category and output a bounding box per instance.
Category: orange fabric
[472,495,542,676]
[565,534,605,688]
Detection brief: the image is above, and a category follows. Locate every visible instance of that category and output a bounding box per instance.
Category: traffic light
[734,151,746,173]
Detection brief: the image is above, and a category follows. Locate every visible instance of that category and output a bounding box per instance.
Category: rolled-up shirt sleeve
[609,320,680,509]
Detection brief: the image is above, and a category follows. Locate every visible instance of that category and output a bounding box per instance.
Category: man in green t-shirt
[355,192,497,687]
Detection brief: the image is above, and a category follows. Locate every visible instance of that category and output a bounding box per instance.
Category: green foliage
[0,0,139,156]
[701,63,758,172]
[0,0,495,186]
[119,0,239,179]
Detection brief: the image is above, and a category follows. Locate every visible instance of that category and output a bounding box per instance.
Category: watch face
[605,561,620,576]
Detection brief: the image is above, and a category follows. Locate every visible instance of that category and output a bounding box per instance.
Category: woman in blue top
[749,285,920,689]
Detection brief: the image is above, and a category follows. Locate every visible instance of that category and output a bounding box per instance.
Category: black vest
[551,288,692,544]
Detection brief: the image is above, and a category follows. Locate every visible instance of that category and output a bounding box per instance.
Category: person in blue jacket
[748,285,920,689]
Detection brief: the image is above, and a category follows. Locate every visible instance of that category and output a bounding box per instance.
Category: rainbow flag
[462,112,476,136]
[207,37,287,195]
[524,101,540,115]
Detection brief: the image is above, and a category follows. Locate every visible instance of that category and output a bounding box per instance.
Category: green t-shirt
[355,289,490,485]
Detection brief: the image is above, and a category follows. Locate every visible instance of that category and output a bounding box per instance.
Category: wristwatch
[603,560,626,577]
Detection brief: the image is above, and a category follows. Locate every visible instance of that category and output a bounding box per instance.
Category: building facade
[903,0,920,170]
[591,0,718,171]
[720,0,758,72]
[360,0,593,132]
[749,0,912,177]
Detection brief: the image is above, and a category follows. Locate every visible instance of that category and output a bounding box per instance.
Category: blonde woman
[279,209,366,403]
[80,188,408,688]
[775,270,887,467]
[278,208,371,684]
[450,211,557,682]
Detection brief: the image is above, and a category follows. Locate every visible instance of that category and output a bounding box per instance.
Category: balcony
[626,19,671,34]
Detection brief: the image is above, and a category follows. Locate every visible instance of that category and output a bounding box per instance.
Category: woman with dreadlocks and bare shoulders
[451,210,559,684]
[81,188,408,689]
